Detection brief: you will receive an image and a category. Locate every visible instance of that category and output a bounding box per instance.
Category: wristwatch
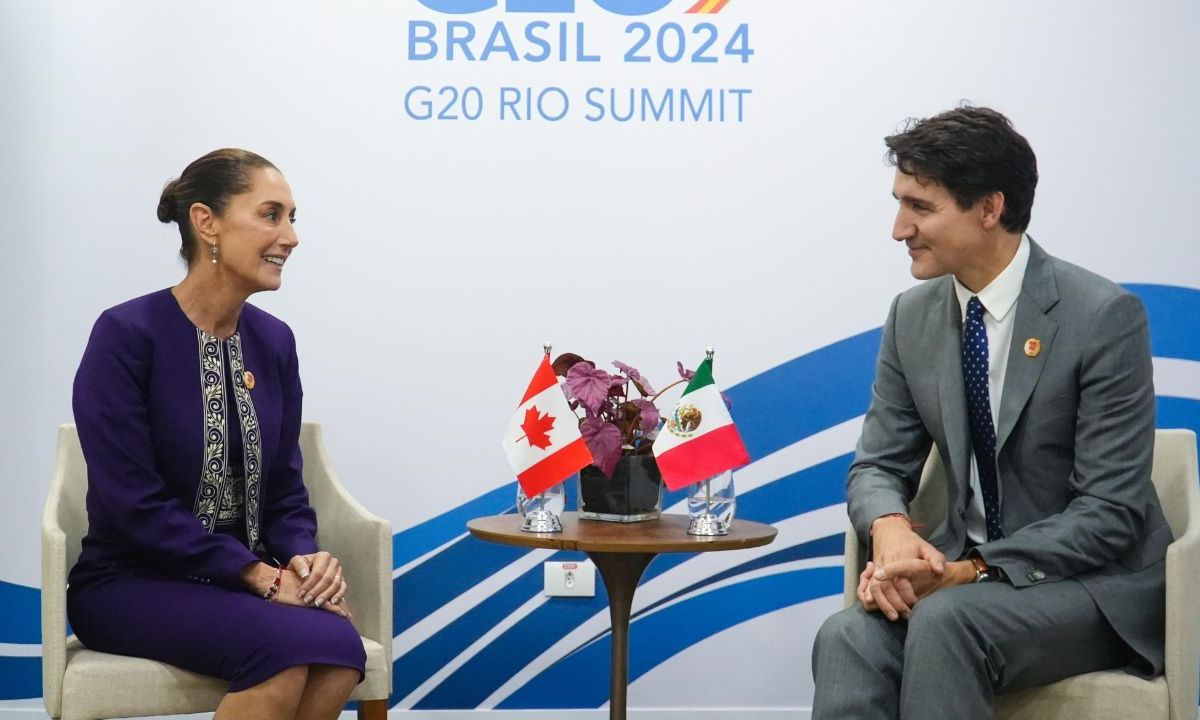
[970,554,1002,583]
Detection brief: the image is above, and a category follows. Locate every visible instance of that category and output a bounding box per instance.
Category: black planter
[577,455,664,522]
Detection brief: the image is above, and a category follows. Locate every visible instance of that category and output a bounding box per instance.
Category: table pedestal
[465,513,776,720]
[590,551,657,720]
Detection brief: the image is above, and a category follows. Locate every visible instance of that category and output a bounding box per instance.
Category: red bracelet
[263,566,283,602]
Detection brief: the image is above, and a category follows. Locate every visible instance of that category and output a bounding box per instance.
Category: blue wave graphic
[6,283,1199,704]
[498,567,844,709]
[402,455,853,708]
[392,484,516,570]
[1126,284,1200,360]
[564,534,846,658]
[631,533,845,621]
[727,329,878,460]
[393,535,529,638]
[0,657,40,701]
[391,544,602,707]
[1157,397,1200,438]
[0,580,40,644]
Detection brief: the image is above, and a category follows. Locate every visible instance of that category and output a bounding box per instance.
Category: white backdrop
[2,0,1199,714]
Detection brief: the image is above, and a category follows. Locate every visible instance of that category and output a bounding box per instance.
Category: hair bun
[157,181,178,223]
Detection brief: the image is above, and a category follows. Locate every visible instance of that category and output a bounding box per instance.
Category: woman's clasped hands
[243,552,353,620]
[288,551,352,619]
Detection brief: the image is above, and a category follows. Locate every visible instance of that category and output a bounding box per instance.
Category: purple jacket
[70,289,318,591]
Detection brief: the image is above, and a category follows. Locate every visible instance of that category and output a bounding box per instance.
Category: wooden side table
[467,512,777,720]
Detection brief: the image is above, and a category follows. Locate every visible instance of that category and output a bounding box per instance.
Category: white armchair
[842,429,1200,720]
[42,422,393,720]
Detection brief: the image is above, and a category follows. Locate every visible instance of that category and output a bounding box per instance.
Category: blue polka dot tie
[963,296,1004,541]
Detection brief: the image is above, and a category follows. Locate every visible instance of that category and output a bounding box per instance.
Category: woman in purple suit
[69,149,364,720]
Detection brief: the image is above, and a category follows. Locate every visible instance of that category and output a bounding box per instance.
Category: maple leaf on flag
[516,406,555,450]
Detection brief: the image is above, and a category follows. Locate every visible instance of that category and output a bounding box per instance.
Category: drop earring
[211,245,218,265]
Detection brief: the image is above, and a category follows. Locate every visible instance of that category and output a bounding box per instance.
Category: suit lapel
[996,239,1060,452]
[933,280,972,485]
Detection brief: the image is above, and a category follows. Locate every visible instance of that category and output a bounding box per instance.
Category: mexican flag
[653,357,750,491]
[502,355,594,497]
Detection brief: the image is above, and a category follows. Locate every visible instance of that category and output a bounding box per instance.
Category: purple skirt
[67,571,366,692]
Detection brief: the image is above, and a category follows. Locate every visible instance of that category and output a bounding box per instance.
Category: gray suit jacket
[847,238,1171,675]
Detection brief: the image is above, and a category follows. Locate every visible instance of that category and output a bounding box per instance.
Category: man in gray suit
[811,106,1171,719]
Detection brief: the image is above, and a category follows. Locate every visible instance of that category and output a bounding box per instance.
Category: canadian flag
[502,355,594,497]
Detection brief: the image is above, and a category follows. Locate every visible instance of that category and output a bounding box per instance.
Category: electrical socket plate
[543,560,596,597]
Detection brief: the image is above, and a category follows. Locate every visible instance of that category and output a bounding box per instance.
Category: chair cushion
[996,669,1168,719]
[60,635,389,720]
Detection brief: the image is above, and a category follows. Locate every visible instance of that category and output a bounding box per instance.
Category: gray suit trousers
[811,578,1133,719]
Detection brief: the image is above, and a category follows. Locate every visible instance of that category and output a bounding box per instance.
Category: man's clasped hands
[859,515,977,621]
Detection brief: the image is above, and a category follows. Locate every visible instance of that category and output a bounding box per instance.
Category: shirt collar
[954,234,1030,322]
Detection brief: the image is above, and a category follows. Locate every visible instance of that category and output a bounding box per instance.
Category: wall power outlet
[543,560,596,597]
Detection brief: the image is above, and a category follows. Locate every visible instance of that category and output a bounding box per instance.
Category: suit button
[1028,569,1045,582]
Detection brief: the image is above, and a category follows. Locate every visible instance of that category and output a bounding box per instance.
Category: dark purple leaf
[617,401,641,441]
[566,363,613,415]
[580,417,623,477]
[676,361,695,381]
[613,361,656,396]
[631,398,660,434]
[552,353,593,377]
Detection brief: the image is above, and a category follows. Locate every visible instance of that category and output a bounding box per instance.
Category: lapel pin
[243,370,256,390]
[1024,338,1041,358]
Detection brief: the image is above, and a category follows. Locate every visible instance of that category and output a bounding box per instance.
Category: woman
[68,149,364,720]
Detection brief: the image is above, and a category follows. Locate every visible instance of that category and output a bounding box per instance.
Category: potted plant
[554,353,691,522]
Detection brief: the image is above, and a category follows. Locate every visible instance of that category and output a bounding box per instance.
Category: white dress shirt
[952,235,1030,544]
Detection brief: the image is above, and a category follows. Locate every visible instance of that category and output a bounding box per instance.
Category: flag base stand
[517,484,565,533]
[687,472,734,536]
[687,512,728,536]
[521,508,563,533]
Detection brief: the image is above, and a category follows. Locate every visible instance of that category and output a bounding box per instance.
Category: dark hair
[157,149,278,264]
[884,106,1038,233]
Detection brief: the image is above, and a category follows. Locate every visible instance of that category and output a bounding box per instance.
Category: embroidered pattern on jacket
[216,467,245,525]
[226,334,264,548]
[194,329,227,530]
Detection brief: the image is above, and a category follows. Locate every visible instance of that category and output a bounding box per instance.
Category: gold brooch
[243,370,256,390]
[1024,338,1041,358]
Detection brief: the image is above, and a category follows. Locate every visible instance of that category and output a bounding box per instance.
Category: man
[811,106,1171,719]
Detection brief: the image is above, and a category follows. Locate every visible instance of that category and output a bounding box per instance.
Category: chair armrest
[41,514,67,718]
[321,494,392,658]
[1164,515,1200,720]
[843,526,863,608]
[301,424,393,688]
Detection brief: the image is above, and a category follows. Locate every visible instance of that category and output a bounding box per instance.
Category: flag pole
[688,346,729,536]
[538,342,551,513]
[520,342,564,533]
[704,346,714,516]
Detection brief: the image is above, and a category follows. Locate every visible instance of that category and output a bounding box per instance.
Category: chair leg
[357,698,388,719]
